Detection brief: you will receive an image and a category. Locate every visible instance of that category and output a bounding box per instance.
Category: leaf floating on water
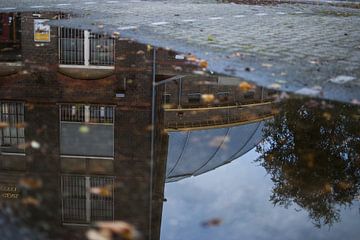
[323,112,332,121]
[323,183,333,194]
[30,140,41,149]
[261,63,273,68]
[186,54,197,62]
[202,218,223,227]
[15,122,28,129]
[22,196,40,206]
[295,87,322,96]
[147,44,153,52]
[192,70,206,75]
[79,125,90,134]
[0,122,9,128]
[19,177,43,189]
[207,35,215,42]
[145,125,154,131]
[199,60,208,68]
[90,186,112,197]
[329,75,356,84]
[172,65,183,72]
[87,221,141,240]
[275,79,287,84]
[239,81,253,92]
[268,83,282,90]
[245,67,255,72]
[201,94,215,103]
[112,31,120,38]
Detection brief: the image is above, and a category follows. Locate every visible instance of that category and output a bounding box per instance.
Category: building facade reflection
[0,11,275,240]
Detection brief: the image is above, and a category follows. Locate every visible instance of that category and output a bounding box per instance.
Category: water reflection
[256,98,360,227]
[0,10,359,240]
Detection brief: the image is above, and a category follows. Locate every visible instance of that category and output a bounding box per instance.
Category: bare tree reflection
[256,98,360,227]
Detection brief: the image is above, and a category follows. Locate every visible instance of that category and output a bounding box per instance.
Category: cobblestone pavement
[1,0,360,103]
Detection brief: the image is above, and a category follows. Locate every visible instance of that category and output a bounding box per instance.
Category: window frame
[0,101,25,155]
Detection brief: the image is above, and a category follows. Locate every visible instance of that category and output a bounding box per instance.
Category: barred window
[59,28,85,65]
[60,104,114,124]
[61,175,114,224]
[59,28,115,66]
[0,101,25,153]
[89,34,115,66]
[60,104,114,158]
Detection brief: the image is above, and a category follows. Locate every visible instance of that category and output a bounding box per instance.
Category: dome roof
[165,120,266,183]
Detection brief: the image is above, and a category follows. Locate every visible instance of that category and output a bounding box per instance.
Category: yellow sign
[0,184,20,199]
[1,192,19,199]
[34,19,50,42]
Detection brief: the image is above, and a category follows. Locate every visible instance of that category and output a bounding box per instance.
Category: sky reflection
[161,149,360,240]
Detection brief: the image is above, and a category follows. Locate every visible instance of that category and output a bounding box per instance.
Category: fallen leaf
[239,81,253,92]
[202,218,223,227]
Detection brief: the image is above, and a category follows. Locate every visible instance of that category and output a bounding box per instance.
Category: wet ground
[0,2,359,240]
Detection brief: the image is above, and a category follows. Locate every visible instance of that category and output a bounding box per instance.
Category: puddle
[0,10,359,240]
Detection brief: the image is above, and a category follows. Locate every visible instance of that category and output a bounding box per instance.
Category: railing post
[85,176,91,223]
[84,30,90,66]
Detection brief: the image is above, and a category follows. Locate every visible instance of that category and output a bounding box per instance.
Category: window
[187,93,201,104]
[61,175,114,224]
[217,92,230,102]
[162,94,171,104]
[0,13,21,62]
[244,90,255,99]
[60,104,114,158]
[59,28,115,67]
[0,101,25,154]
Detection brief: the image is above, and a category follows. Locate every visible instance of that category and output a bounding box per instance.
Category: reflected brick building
[0,11,275,240]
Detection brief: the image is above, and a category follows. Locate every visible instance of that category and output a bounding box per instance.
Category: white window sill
[60,155,114,160]
[59,64,115,70]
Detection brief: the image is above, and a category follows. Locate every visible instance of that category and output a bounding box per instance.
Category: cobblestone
[1,0,360,102]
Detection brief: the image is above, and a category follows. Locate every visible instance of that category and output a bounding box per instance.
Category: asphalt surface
[1,0,360,103]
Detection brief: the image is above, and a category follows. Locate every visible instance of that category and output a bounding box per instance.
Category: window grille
[0,101,25,152]
[60,104,114,124]
[59,28,85,65]
[61,175,114,224]
[59,28,115,66]
[90,176,114,221]
[89,33,115,66]
[60,104,85,122]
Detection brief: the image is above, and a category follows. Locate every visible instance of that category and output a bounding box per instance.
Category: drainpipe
[149,47,156,240]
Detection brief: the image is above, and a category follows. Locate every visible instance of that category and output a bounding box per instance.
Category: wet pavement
[0,0,360,102]
[0,2,360,240]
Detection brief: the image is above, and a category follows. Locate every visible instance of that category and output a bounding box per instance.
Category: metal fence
[60,104,114,124]
[61,175,114,224]
[59,28,115,66]
[0,101,25,148]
